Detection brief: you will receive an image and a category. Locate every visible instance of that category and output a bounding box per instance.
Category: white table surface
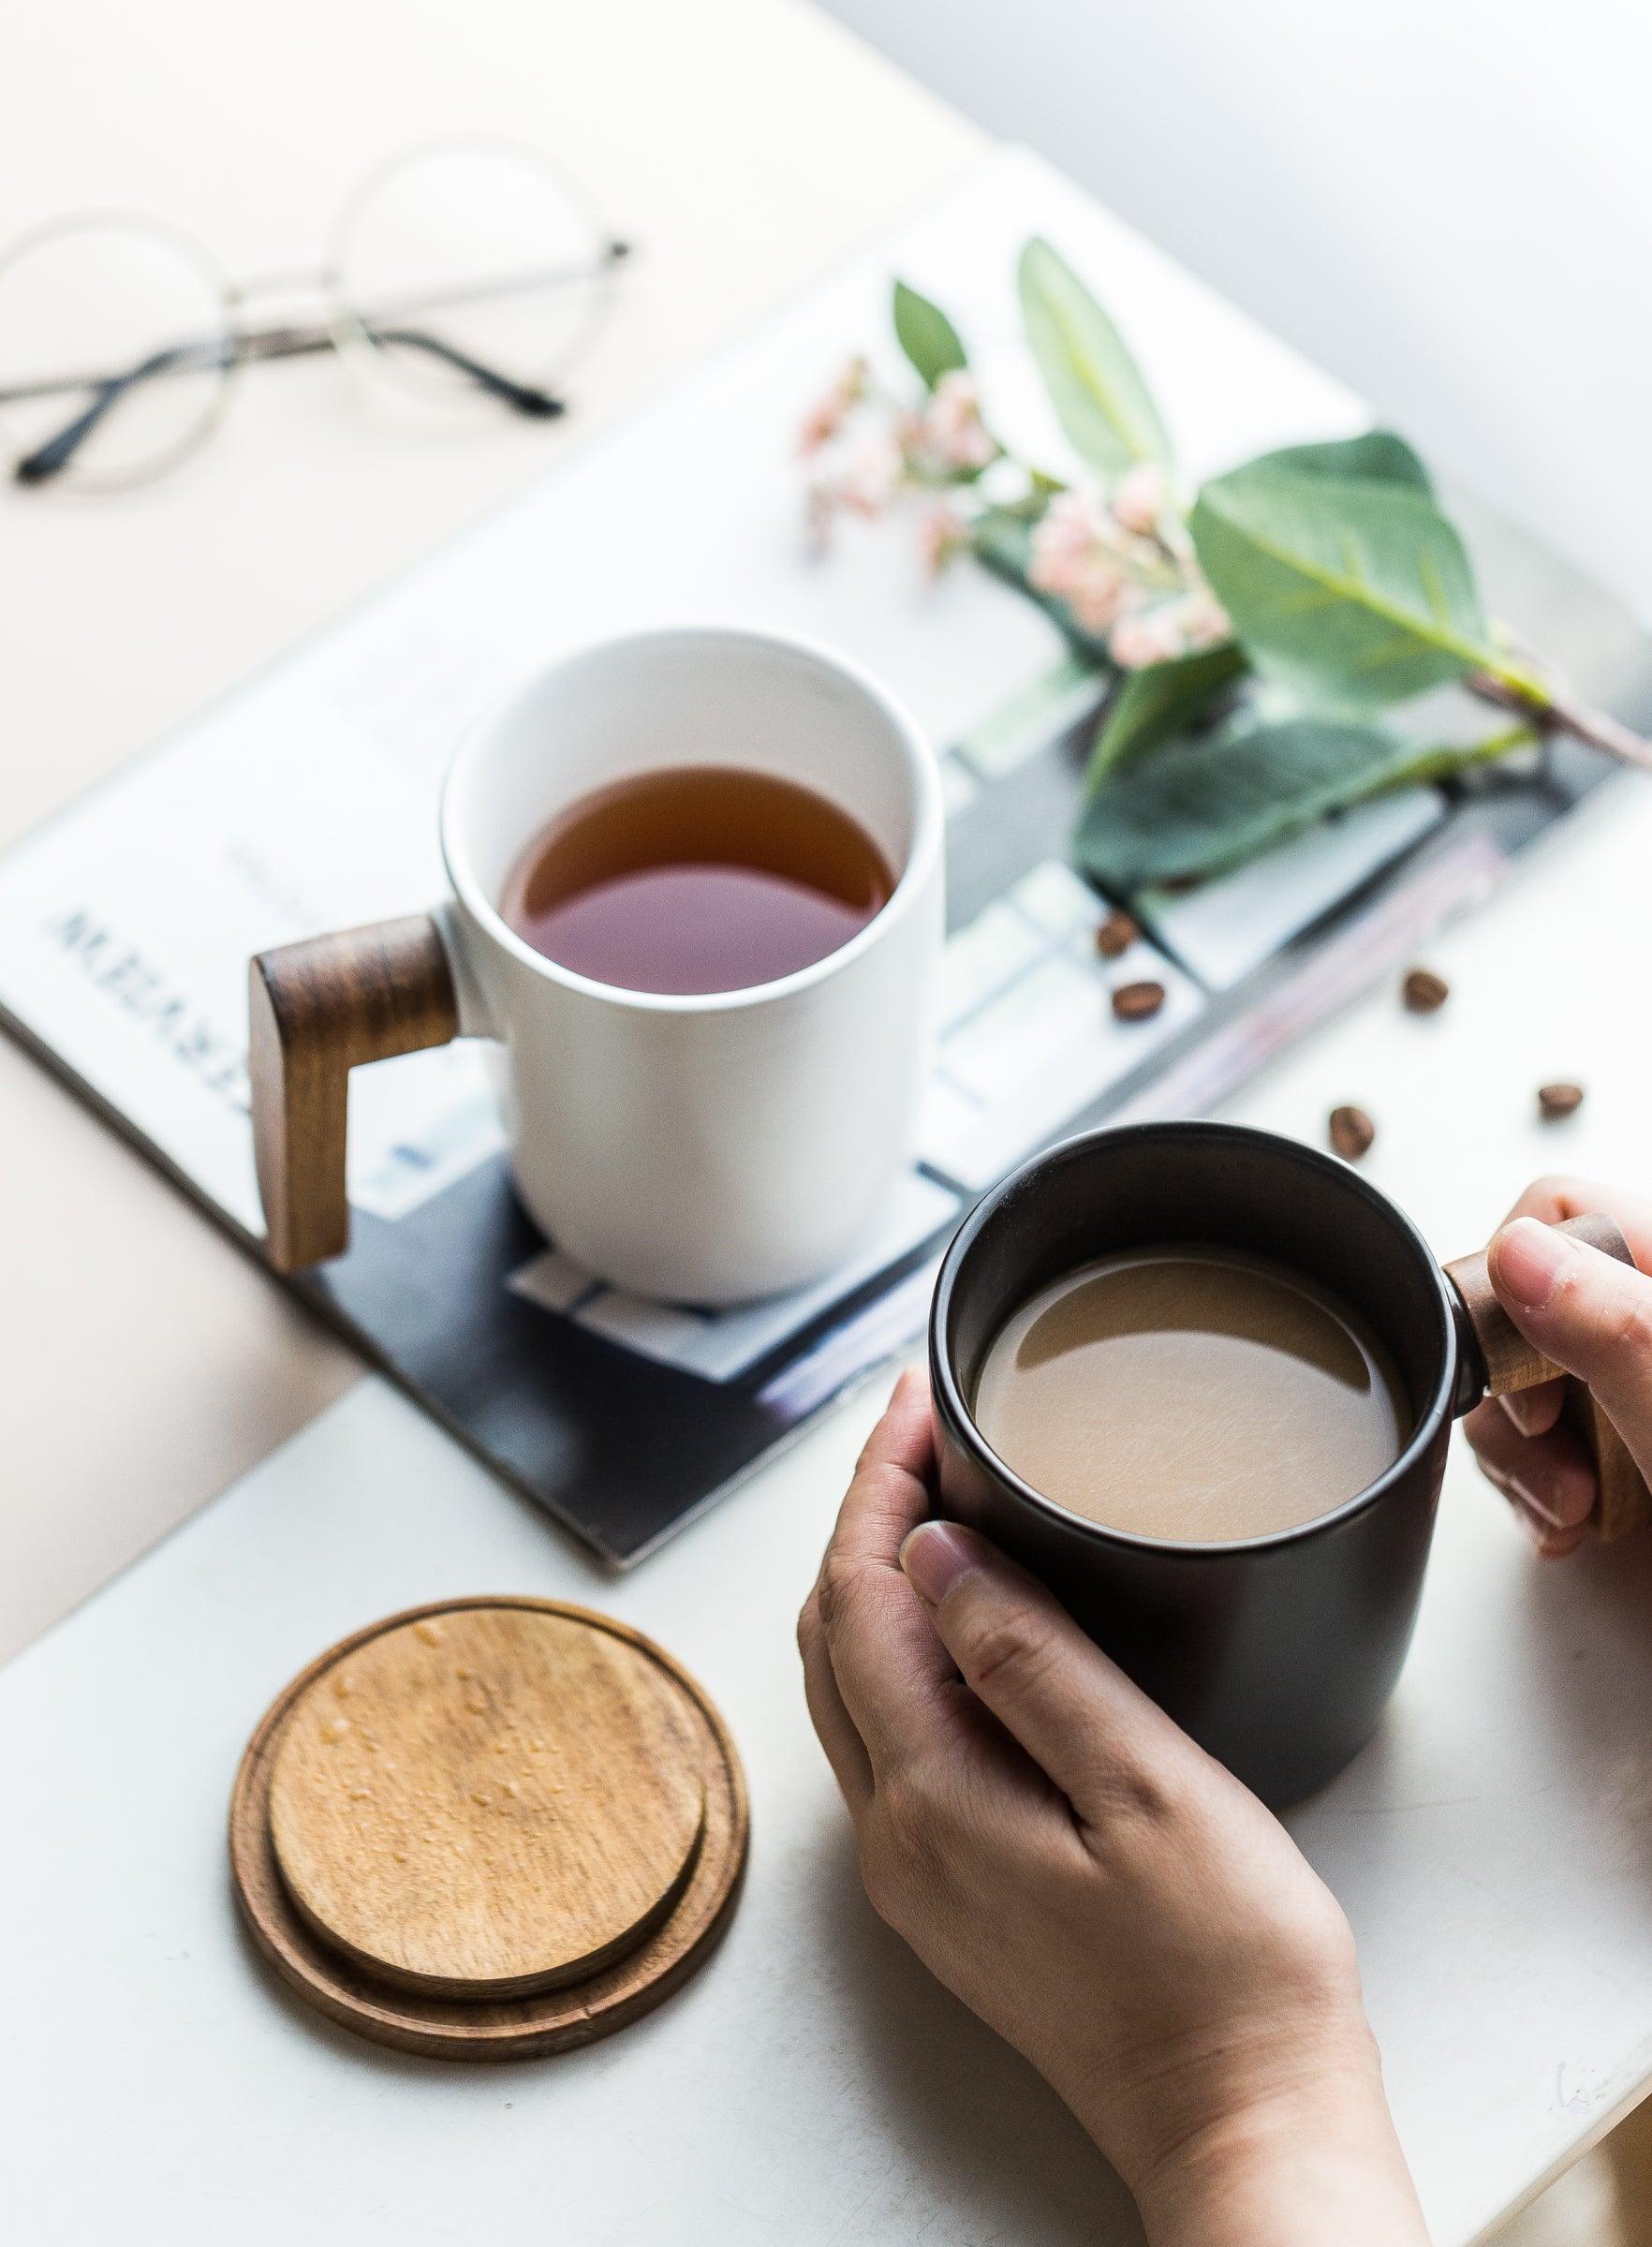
[9,3,1652,2240]
[7,773,1652,2247]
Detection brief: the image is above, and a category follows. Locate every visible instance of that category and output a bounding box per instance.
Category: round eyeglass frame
[0,134,627,495]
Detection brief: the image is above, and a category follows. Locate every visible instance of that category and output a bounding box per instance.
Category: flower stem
[1377,722,1538,792]
[1468,668,1652,775]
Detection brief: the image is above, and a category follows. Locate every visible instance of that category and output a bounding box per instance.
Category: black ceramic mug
[928,1118,1645,1807]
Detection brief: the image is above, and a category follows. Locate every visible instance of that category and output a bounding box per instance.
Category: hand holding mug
[799,1373,1429,2247]
[1466,1175,1652,1557]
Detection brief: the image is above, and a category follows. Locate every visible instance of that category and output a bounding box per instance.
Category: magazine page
[0,145,1632,1560]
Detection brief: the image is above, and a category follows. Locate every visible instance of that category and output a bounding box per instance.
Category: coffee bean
[1112,979,1166,1022]
[1096,909,1141,960]
[1402,967,1449,1013]
[1538,1082,1584,1119]
[1329,1105,1376,1161]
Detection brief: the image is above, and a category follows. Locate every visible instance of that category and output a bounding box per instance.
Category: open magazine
[1,147,1646,1563]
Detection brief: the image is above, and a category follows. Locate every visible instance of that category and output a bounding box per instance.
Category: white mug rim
[439,621,945,1016]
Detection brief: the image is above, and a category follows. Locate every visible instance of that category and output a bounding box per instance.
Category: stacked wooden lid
[229,1597,747,2058]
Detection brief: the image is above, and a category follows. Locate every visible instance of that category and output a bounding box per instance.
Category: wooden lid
[230,1598,747,2059]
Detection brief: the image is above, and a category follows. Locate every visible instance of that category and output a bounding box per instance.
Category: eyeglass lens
[0,216,232,489]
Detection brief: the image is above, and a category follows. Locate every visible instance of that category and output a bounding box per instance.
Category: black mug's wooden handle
[248,913,459,1272]
[1443,1213,1652,1541]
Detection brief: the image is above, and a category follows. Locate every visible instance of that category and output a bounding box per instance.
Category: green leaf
[892,279,967,390]
[1018,236,1173,478]
[1085,641,1248,791]
[1189,455,1497,711]
[1075,715,1421,888]
[1078,702,1539,891]
[1253,430,1433,495]
[970,505,1115,666]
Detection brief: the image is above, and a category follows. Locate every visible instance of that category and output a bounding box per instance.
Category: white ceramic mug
[248,624,945,1304]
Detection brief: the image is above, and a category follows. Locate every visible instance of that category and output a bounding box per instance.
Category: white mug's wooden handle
[248,913,459,1272]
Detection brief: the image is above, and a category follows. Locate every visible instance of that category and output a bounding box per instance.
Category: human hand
[797,1370,1428,2246]
[1464,1175,1652,1558]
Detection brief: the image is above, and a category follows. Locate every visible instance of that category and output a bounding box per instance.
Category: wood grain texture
[267,1606,707,1997]
[230,1598,747,2059]
[1569,1384,1651,1545]
[1445,1213,1652,1541]
[248,912,459,1272]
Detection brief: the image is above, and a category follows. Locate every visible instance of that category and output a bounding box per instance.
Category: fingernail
[900,1520,983,1605]
[1521,1466,1595,1530]
[1501,1383,1555,1438]
[1500,1389,1544,1436]
[1510,1496,1572,1557]
[1555,1473,1597,1530]
[1508,1497,1549,1552]
[1490,1218,1576,1311]
[1536,1528,1587,1561]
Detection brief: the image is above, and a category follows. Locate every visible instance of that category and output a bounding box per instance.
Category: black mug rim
[929,1119,1459,1560]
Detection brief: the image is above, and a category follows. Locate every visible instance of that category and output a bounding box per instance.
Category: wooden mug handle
[1443,1213,1652,1541]
[248,913,460,1272]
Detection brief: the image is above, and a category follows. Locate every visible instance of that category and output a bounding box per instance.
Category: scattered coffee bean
[1112,979,1166,1022]
[1096,908,1141,960]
[1329,1104,1376,1161]
[1402,967,1450,1013]
[1538,1082,1584,1120]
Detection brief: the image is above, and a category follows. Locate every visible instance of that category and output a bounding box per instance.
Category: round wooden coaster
[230,1597,748,2060]
[267,1604,708,1997]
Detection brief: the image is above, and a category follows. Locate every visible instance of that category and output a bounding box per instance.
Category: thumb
[899,1519,1191,1811]
[1489,1219,1652,1471]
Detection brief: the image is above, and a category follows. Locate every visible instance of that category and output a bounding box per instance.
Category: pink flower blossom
[1028,488,1129,632]
[797,355,870,453]
[1110,461,1168,537]
[835,430,905,517]
[916,501,968,576]
[804,479,837,554]
[1107,587,1232,669]
[910,370,996,475]
[1108,607,1187,669]
[805,429,907,545]
[1178,587,1231,647]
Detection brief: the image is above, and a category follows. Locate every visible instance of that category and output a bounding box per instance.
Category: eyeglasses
[0,137,629,493]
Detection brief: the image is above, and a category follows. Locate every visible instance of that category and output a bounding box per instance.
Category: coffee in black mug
[928,1120,1648,1807]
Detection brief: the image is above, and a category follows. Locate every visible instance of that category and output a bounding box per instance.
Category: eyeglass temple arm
[12,335,231,484]
[359,325,564,417]
[12,321,565,484]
